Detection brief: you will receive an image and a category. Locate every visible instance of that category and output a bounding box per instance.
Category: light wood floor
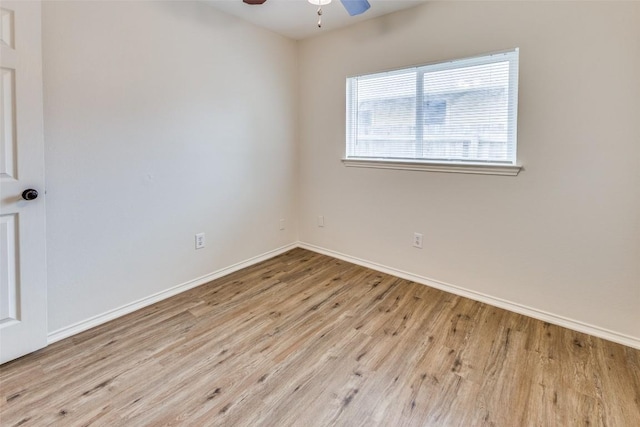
[1,248,639,426]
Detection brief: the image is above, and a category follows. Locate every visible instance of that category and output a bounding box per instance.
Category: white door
[0,0,47,364]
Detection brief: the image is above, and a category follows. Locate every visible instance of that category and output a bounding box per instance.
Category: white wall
[298,2,640,341]
[43,1,298,332]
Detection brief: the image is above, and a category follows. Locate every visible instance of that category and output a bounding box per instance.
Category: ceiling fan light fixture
[308,0,332,5]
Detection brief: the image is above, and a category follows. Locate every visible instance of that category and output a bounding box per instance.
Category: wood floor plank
[1,248,638,426]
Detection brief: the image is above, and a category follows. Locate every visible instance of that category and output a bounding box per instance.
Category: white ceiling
[205,0,426,40]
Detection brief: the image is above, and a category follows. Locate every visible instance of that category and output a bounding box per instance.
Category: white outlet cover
[195,233,205,249]
[413,233,423,249]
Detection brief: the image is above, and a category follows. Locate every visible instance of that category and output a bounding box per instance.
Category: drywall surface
[43,1,298,332]
[298,1,640,340]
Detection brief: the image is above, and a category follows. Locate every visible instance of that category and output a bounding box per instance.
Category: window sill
[342,158,522,176]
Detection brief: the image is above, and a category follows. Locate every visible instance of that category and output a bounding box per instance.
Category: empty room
[0,0,639,425]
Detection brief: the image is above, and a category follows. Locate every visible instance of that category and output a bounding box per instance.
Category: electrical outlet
[195,233,205,249]
[413,232,423,249]
[279,219,285,230]
[318,215,325,227]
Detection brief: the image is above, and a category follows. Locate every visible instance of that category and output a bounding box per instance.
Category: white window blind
[346,50,519,166]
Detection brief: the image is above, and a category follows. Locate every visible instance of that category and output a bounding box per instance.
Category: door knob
[22,189,38,201]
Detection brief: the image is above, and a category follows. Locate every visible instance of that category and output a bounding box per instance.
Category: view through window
[346,50,519,166]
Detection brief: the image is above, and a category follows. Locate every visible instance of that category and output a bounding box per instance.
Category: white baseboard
[47,243,298,344]
[298,242,640,350]
[48,240,639,350]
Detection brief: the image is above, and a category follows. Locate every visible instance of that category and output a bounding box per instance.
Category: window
[345,50,521,175]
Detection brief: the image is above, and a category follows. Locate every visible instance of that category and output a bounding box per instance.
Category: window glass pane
[422,61,510,161]
[353,71,416,158]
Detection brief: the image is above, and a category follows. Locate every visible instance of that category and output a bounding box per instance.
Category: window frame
[343,49,522,176]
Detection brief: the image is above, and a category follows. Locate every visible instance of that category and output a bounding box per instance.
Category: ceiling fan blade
[340,0,371,16]
[243,0,267,5]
